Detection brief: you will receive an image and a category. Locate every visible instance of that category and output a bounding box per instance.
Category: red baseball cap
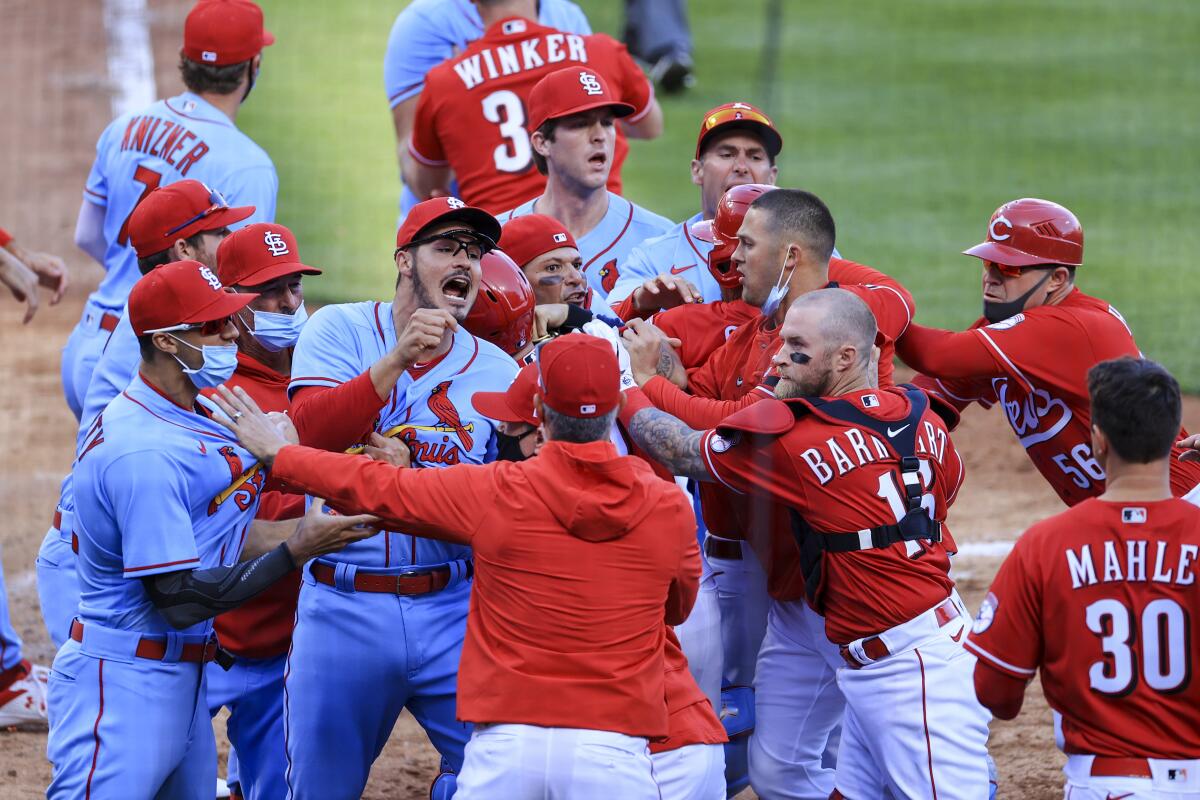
[129,180,255,258]
[217,222,322,287]
[535,333,620,418]
[695,102,783,159]
[527,67,635,132]
[471,363,540,426]
[128,259,257,336]
[183,0,274,66]
[396,197,502,250]
[498,214,578,268]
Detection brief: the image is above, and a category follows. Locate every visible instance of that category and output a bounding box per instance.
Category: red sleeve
[290,370,388,453]
[839,282,913,343]
[653,302,749,369]
[964,533,1044,680]
[0,227,12,248]
[896,323,1002,379]
[272,445,489,543]
[973,661,1028,720]
[606,37,654,122]
[408,78,448,166]
[255,490,306,522]
[612,293,645,323]
[911,373,994,413]
[644,375,767,430]
[664,515,701,626]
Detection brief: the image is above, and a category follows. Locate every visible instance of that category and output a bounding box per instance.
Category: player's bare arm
[623,318,687,388]
[1,232,68,304]
[621,98,664,139]
[0,247,41,324]
[626,405,712,482]
[369,308,457,398]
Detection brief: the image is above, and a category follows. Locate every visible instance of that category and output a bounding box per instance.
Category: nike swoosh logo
[669,265,692,275]
[950,626,965,643]
[1107,794,1135,800]
[887,425,910,437]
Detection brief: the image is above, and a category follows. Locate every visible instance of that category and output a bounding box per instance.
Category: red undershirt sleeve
[642,375,765,429]
[896,323,1001,379]
[290,370,389,453]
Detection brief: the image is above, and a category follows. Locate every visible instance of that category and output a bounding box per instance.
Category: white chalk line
[103,0,156,118]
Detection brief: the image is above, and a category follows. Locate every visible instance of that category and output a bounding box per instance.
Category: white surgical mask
[759,249,795,318]
[169,336,239,389]
[244,304,308,351]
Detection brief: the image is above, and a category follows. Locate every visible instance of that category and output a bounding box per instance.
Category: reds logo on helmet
[988,215,1013,242]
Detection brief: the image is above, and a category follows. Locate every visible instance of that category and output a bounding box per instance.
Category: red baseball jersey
[409,17,653,214]
[702,387,963,644]
[966,497,1200,758]
[652,299,758,370]
[207,354,302,659]
[906,289,1200,506]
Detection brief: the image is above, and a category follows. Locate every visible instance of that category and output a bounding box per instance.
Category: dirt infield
[1,1,1197,797]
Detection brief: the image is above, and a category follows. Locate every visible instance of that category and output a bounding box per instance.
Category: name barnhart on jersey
[800,420,948,485]
[1066,540,1199,588]
[454,34,590,90]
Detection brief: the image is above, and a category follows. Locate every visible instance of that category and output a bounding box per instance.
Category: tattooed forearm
[628,407,712,482]
[655,341,688,389]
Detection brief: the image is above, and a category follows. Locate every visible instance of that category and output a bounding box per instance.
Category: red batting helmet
[963,198,1084,268]
[691,183,775,289]
[465,250,536,358]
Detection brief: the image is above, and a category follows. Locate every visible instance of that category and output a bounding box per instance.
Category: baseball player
[605,102,782,317]
[281,198,517,797]
[385,0,590,214]
[406,0,661,214]
[65,0,276,420]
[212,333,705,799]
[0,224,68,323]
[623,287,992,799]
[622,188,919,798]
[897,197,1200,505]
[45,260,372,799]
[464,249,538,364]
[969,356,1200,800]
[498,67,674,309]
[37,180,254,650]
[204,222,322,800]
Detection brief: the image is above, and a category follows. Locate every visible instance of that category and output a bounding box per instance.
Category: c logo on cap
[446,198,466,210]
[264,230,290,257]
[579,71,603,96]
[989,214,1013,242]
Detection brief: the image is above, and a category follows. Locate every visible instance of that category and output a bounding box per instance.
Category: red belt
[839,598,960,669]
[310,562,470,596]
[70,620,218,663]
[71,533,79,554]
[53,510,62,530]
[100,313,119,333]
[1091,757,1153,778]
[704,537,743,561]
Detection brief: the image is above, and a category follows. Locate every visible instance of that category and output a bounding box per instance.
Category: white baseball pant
[1062,755,1200,799]
[454,724,659,800]
[674,572,723,711]
[651,743,726,800]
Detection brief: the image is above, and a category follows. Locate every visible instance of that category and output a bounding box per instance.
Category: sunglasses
[703,105,773,132]
[144,315,233,336]
[396,230,496,262]
[984,260,1056,279]
[166,188,230,237]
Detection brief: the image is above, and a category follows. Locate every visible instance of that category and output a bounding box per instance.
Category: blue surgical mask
[169,336,239,389]
[244,304,308,351]
[759,252,794,319]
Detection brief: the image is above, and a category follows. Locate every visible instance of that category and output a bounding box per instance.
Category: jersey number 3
[1086,597,1190,695]
[481,90,533,174]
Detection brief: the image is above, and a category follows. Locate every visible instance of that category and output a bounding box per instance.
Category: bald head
[773,288,878,398]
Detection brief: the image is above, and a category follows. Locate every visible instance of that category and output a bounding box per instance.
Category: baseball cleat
[0,660,49,729]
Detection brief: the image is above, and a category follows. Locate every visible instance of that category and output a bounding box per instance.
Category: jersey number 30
[1086,597,1190,695]
[482,90,533,174]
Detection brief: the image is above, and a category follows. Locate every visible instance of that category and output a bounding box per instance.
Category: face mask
[244,304,308,351]
[982,270,1053,323]
[759,248,794,319]
[495,430,533,462]
[169,336,239,389]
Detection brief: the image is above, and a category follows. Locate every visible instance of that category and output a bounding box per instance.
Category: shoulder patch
[973,592,998,634]
[708,433,737,453]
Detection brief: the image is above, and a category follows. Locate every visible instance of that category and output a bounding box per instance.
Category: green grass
[241,0,1200,389]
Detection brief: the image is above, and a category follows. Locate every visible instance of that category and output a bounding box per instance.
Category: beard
[406,253,475,323]
[774,365,833,399]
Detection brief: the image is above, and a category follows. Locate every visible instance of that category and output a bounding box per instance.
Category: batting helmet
[963,198,1083,268]
[465,250,536,357]
[691,183,775,289]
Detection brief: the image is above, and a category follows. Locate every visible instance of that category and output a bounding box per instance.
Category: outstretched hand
[211,385,295,466]
[631,274,702,314]
[286,498,380,563]
[622,318,684,387]
[1179,433,1200,463]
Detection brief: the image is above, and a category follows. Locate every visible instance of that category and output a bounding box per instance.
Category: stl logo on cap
[264,229,290,257]
[446,197,467,209]
[579,71,603,96]
[199,264,223,291]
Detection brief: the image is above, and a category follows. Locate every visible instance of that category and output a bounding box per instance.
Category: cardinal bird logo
[599,259,619,294]
[428,381,474,450]
[218,445,244,482]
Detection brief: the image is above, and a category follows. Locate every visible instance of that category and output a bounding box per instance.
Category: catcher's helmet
[465,250,536,357]
[691,183,775,289]
[963,198,1083,267]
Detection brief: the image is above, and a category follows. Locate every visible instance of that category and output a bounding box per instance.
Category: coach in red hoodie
[212,333,700,799]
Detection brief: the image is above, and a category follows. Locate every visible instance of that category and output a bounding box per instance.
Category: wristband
[0,227,12,248]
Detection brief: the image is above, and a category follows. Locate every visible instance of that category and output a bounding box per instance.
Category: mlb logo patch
[860,394,880,409]
[502,19,526,34]
[202,51,218,63]
[579,403,596,415]
[1122,507,1147,524]
[552,233,568,244]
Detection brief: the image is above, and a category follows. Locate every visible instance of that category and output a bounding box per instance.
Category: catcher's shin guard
[720,685,755,797]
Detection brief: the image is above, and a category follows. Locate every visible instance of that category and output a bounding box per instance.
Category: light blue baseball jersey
[289,302,517,568]
[79,311,141,432]
[82,92,276,311]
[71,375,264,638]
[499,191,673,306]
[605,212,722,307]
[383,0,591,109]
